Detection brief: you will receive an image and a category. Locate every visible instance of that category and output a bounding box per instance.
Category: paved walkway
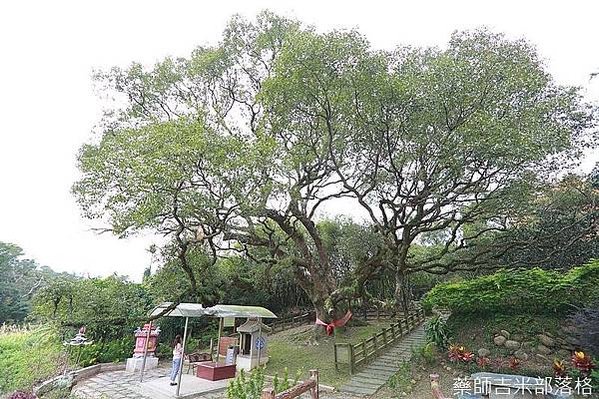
[338,320,428,396]
[72,367,207,399]
[72,366,360,399]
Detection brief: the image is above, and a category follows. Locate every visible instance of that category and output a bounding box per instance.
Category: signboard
[335,345,349,363]
[225,347,236,365]
[223,317,235,327]
[255,336,266,350]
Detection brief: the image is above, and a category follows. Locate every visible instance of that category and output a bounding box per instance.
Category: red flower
[508,357,521,370]
[571,351,595,375]
[477,356,490,368]
[448,345,474,363]
[459,351,474,362]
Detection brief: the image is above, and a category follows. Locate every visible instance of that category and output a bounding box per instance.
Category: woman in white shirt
[170,335,183,386]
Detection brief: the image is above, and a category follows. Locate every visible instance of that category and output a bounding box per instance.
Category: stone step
[364,365,397,374]
[361,368,396,378]
[350,374,392,385]
[373,360,401,367]
[339,384,378,395]
[347,378,385,389]
[339,318,430,395]
[372,358,404,366]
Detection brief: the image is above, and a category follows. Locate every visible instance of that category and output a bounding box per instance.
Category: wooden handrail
[333,306,426,374]
[261,370,319,399]
[430,374,449,399]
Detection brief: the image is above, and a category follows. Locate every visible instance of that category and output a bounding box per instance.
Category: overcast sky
[0,0,597,281]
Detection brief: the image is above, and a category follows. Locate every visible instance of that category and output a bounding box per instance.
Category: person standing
[170,335,183,386]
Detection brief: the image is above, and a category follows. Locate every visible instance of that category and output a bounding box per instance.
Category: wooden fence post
[334,344,338,371]
[349,344,355,375]
[261,388,275,399]
[310,369,319,399]
[373,334,378,354]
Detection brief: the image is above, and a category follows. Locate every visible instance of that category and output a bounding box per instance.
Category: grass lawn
[263,319,395,388]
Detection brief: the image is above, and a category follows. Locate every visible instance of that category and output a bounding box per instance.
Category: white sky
[0,0,598,281]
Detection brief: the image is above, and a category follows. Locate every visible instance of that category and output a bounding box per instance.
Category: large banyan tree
[74,11,596,325]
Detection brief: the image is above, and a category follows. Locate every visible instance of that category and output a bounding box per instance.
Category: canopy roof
[149,302,277,319]
[237,318,272,333]
[206,304,277,319]
[149,302,206,318]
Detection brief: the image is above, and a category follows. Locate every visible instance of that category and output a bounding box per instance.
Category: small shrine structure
[147,302,277,397]
[126,323,161,372]
[236,318,271,371]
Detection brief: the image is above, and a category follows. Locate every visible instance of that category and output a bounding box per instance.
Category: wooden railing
[268,311,315,333]
[334,307,426,374]
[261,369,319,399]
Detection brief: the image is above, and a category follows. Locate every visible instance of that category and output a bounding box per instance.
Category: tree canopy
[74,11,597,321]
[0,242,68,324]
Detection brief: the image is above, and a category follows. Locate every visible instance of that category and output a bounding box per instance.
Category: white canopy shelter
[149,302,277,319]
[144,302,277,397]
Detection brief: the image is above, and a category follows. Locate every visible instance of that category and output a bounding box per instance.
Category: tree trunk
[394,269,411,315]
[305,285,347,342]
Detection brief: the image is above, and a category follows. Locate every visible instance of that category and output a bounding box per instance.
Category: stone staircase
[339,321,427,396]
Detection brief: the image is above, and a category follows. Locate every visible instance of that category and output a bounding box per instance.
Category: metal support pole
[139,321,152,382]
[215,317,223,364]
[249,319,254,367]
[176,317,189,397]
[257,317,262,367]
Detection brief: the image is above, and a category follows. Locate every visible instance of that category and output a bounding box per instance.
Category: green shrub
[272,367,301,393]
[388,361,412,395]
[422,261,599,315]
[412,342,438,365]
[226,368,265,399]
[425,315,449,349]
[75,337,134,367]
[156,342,173,359]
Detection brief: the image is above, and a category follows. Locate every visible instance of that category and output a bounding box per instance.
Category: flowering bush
[448,345,474,363]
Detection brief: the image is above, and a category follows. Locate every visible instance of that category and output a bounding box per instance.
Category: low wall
[34,362,125,396]
[72,362,125,382]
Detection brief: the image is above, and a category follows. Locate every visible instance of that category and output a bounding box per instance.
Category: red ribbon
[315,311,353,335]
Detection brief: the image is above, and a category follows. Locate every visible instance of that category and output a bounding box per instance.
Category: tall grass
[0,324,65,394]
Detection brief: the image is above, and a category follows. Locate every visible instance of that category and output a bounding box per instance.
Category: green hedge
[75,337,134,367]
[422,260,599,315]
